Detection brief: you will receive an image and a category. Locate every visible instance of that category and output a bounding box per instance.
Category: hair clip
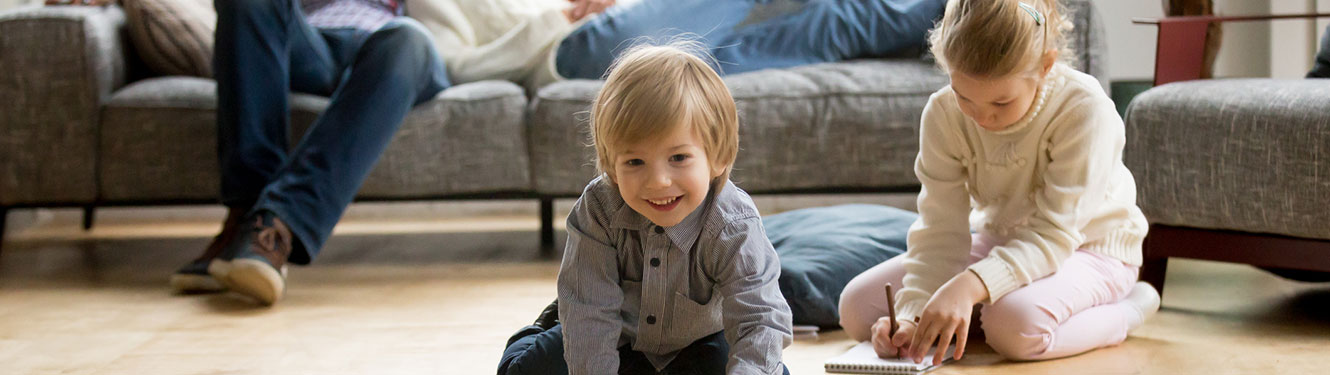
[1018,2,1044,26]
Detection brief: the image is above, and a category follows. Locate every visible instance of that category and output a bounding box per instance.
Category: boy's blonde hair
[929,0,1075,78]
[590,42,739,183]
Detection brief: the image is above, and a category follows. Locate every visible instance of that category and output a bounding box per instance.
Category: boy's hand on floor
[872,318,915,359]
[908,271,988,365]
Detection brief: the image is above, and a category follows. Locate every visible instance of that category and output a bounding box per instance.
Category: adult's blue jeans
[498,324,792,375]
[555,0,945,79]
[214,0,449,263]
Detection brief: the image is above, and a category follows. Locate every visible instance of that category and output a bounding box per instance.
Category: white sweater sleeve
[443,8,571,86]
[896,94,976,322]
[409,0,573,87]
[966,96,1125,302]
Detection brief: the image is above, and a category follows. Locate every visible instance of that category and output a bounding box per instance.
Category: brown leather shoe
[169,208,248,293]
[213,212,292,305]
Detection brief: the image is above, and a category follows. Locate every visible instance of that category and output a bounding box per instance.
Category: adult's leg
[251,18,450,263]
[979,250,1140,361]
[554,0,758,79]
[838,233,994,342]
[709,0,944,75]
[176,0,341,294]
[214,0,341,208]
[499,324,570,375]
[555,0,945,79]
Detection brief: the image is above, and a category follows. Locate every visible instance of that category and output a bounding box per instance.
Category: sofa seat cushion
[1124,79,1330,241]
[99,77,532,202]
[528,59,950,197]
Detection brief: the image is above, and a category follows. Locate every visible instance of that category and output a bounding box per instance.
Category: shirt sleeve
[711,217,793,375]
[896,93,976,322]
[966,96,1124,302]
[557,190,625,375]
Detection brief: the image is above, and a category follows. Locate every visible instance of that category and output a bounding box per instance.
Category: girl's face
[612,124,723,228]
[949,71,1043,132]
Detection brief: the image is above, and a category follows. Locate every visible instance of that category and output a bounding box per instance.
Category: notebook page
[824,342,952,374]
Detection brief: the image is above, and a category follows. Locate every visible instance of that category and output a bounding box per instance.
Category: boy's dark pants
[498,324,790,375]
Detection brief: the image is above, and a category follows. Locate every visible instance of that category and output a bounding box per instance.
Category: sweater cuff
[897,299,928,324]
[968,257,1021,303]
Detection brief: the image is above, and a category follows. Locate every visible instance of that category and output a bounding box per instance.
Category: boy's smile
[613,124,723,227]
[646,196,683,211]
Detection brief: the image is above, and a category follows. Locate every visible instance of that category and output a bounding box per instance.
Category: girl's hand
[907,271,988,365]
[871,318,915,358]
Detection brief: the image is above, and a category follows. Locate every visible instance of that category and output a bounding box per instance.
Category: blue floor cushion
[763,204,917,327]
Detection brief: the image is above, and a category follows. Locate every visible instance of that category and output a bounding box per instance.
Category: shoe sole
[169,273,225,294]
[207,258,233,282]
[225,259,286,306]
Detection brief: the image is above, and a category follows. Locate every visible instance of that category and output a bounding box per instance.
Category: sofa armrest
[0,5,128,205]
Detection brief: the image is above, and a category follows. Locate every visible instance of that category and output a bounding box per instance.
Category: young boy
[497,44,793,375]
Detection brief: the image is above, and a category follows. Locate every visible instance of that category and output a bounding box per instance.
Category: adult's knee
[362,20,442,77]
[979,301,1054,361]
[366,19,436,60]
[215,0,290,20]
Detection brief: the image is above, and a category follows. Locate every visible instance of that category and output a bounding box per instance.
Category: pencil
[885,282,898,337]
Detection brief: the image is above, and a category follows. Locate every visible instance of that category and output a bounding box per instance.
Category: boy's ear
[711,162,730,179]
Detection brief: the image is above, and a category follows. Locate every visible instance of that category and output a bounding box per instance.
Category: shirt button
[650,258,660,267]
[654,227,664,234]
[646,315,657,324]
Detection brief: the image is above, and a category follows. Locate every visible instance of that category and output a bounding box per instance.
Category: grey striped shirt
[558,176,792,375]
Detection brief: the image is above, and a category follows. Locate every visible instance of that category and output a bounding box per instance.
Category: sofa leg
[0,206,7,257]
[540,197,555,258]
[1141,256,1169,299]
[82,205,95,231]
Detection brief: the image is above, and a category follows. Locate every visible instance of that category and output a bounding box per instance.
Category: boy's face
[613,124,723,228]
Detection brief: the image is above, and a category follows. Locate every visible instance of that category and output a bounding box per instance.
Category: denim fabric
[554,0,944,79]
[214,0,449,262]
[499,325,791,375]
[1309,24,1330,78]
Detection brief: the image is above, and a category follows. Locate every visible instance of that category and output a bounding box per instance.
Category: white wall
[0,0,36,11]
[1098,0,1330,81]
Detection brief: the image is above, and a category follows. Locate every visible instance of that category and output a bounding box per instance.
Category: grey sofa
[1126,79,1330,294]
[0,1,1108,253]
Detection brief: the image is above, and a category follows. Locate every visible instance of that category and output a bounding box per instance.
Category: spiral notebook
[824,342,953,374]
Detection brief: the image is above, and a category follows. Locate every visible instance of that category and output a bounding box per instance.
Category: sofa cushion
[99,77,532,202]
[764,204,915,327]
[529,59,950,197]
[527,0,1107,197]
[121,0,214,77]
[1124,79,1330,241]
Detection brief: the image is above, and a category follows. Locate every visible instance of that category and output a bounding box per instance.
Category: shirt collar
[607,181,721,254]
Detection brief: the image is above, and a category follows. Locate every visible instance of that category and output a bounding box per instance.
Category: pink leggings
[838,234,1140,361]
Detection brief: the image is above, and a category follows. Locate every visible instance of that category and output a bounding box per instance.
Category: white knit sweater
[896,63,1149,322]
[407,0,577,91]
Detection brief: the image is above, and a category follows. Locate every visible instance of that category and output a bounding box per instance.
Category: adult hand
[565,0,615,22]
[871,318,914,358]
[906,270,988,365]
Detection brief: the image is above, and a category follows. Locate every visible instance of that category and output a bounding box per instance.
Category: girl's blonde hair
[929,0,1075,78]
[590,41,739,183]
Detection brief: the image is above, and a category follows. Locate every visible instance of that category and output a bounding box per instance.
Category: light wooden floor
[1,201,1327,374]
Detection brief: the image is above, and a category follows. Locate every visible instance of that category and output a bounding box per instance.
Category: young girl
[838,0,1161,364]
